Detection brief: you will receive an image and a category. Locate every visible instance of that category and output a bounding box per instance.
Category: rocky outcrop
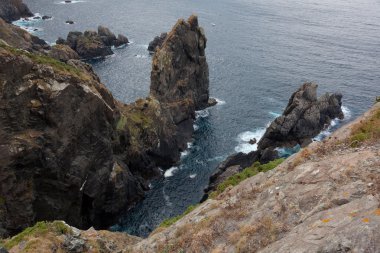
[148,32,167,52]
[150,15,210,110]
[0,15,210,237]
[0,17,50,52]
[56,26,129,60]
[204,83,344,197]
[258,82,344,150]
[0,0,32,23]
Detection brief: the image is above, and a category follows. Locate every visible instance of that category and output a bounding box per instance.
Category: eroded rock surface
[148,32,167,52]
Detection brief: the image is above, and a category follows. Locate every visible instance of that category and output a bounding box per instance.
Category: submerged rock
[0,0,33,23]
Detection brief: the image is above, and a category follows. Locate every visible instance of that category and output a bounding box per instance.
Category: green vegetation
[209,158,285,199]
[350,108,380,147]
[159,204,199,228]
[3,221,71,250]
[116,115,128,131]
[0,196,4,205]
[0,43,84,78]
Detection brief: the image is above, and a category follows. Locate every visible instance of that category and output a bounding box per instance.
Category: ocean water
[24,0,380,237]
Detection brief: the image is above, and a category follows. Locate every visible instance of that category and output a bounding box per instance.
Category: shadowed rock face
[148,32,167,52]
[0,0,32,23]
[150,15,210,111]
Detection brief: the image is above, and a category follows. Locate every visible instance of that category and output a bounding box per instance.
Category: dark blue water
[24,0,380,237]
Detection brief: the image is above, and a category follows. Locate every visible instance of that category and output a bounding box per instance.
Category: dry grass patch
[349,108,380,147]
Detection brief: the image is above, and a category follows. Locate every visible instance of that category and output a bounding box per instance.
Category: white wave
[314,106,352,141]
[193,124,199,131]
[342,106,351,121]
[180,150,189,158]
[189,174,197,179]
[164,166,178,178]
[213,97,226,105]
[269,111,281,118]
[234,128,266,154]
[135,54,148,59]
[162,188,172,206]
[206,156,225,162]
[56,0,86,4]
[195,109,209,119]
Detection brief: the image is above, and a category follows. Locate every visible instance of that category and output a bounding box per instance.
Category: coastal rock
[258,82,344,150]
[114,34,129,47]
[147,32,167,52]
[150,15,210,110]
[98,25,117,46]
[0,0,32,23]
[59,27,128,59]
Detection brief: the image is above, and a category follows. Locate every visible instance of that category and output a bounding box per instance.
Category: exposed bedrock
[0,0,32,23]
[205,83,344,197]
[0,15,210,237]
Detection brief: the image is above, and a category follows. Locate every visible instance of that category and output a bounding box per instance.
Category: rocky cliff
[2,100,379,253]
[0,0,32,23]
[0,15,211,237]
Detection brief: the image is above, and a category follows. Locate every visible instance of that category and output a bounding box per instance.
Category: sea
[21,0,380,237]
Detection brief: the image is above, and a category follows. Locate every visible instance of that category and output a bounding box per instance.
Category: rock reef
[56,26,129,60]
[0,15,210,237]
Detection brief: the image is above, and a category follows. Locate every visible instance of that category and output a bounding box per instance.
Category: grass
[0,196,4,205]
[159,204,199,228]
[0,43,85,79]
[3,221,71,250]
[209,158,285,199]
[350,108,380,147]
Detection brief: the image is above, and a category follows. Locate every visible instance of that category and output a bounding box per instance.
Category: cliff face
[0,0,32,23]
[3,102,379,253]
[0,15,210,237]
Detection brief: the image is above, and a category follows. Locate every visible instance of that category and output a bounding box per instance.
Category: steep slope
[129,101,380,253]
[3,100,378,253]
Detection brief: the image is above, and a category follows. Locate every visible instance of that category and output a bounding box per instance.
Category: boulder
[98,25,116,46]
[114,34,129,47]
[147,32,167,52]
[0,0,33,23]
